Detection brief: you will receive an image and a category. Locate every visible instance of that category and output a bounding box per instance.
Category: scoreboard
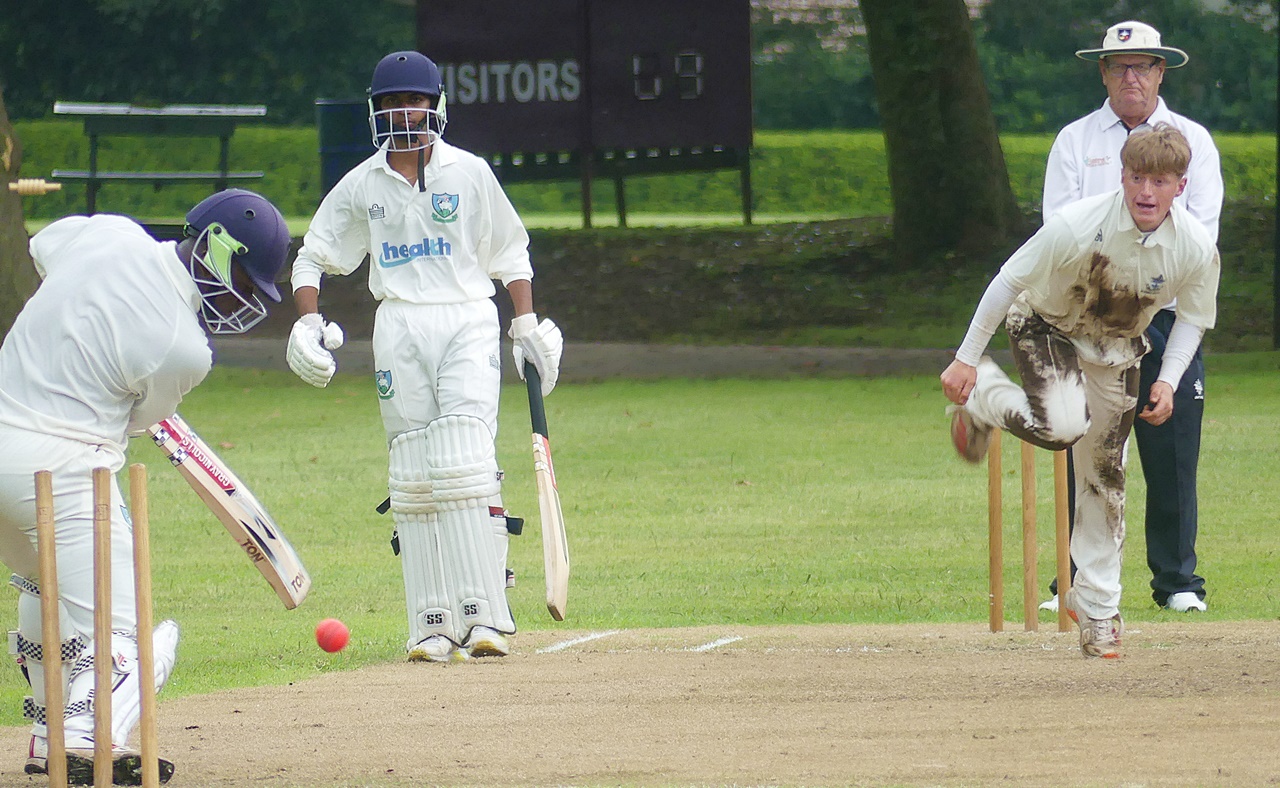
[417,0,752,154]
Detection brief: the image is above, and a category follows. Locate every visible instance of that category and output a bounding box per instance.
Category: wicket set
[986,431,1073,634]
[35,464,162,788]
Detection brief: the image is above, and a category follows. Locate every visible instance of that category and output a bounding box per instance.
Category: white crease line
[689,636,743,652]
[537,630,621,654]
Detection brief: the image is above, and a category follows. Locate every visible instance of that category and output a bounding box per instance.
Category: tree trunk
[861,0,1024,264]
[0,93,39,339]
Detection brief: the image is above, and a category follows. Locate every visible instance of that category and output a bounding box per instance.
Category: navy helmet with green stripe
[183,189,289,334]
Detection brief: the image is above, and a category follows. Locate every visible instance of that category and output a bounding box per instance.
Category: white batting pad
[424,415,514,639]
[110,620,179,747]
[390,428,455,646]
[15,580,83,741]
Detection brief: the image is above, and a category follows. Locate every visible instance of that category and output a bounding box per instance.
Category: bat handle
[525,361,549,438]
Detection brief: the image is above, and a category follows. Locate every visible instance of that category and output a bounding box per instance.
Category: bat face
[148,414,311,609]
[525,362,569,621]
[533,432,569,620]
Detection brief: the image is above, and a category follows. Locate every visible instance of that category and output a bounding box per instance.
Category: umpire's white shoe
[1038,594,1059,613]
[408,635,466,663]
[465,626,510,658]
[1165,592,1207,612]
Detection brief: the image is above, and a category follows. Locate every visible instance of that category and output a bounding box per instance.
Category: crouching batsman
[286,51,563,663]
[0,189,291,782]
[940,124,1219,660]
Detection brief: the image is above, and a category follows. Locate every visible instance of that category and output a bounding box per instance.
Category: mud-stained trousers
[965,309,1141,621]
[1051,308,1206,607]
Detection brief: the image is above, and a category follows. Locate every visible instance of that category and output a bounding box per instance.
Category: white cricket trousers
[965,310,1141,620]
[372,299,502,441]
[0,427,137,635]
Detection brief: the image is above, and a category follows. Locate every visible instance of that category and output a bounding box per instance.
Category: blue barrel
[315,99,375,199]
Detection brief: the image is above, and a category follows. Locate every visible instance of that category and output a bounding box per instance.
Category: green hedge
[13,122,1276,221]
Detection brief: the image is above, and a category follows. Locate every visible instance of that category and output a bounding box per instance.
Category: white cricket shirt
[0,215,212,449]
[957,191,1219,371]
[1043,98,1223,242]
[291,140,534,302]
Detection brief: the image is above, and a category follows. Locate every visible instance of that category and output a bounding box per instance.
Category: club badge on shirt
[431,193,459,223]
[376,370,395,400]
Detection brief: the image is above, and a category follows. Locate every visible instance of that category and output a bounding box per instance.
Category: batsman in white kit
[287,50,563,663]
[0,189,291,783]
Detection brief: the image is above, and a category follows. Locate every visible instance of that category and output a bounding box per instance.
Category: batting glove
[287,313,345,388]
[510,313,563,397]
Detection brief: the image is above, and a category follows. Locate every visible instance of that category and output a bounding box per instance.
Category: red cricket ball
[315,618,350,653]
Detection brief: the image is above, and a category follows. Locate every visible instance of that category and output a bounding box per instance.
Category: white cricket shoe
[947,404,992,464]
[25,734,46,775]
[1165,592,1207,612]
[465,626,510,658]
[408,635,466,663]
[1065,588,1122,659]
[1038,594,1059,613]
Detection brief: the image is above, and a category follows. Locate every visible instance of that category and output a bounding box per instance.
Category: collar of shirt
[1095,96,1174,133]
[374,139,460,181]
[1116,196,1178,249]
[159,241,204,314]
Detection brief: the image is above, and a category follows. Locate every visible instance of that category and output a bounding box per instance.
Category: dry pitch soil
[0,620,1276,787]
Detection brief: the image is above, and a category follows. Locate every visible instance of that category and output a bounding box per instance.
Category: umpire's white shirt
[291,140,534,299]
[1043,97,1223,242]
[1003,190,1219,369]
[0,215,211,450]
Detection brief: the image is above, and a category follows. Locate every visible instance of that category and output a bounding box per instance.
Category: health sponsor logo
[432,192,460,223]
[378,236,453,268]
[376,369,396,400]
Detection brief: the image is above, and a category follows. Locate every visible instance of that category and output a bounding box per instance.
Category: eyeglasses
[1104,61,1160,78]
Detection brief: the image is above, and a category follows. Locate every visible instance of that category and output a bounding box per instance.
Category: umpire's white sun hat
[1076,20,1189,69]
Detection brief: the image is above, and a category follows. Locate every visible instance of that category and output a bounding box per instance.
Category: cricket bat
[524,363,569,621]
[147,413,311,609]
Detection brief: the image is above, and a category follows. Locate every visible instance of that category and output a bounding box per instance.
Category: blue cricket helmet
[369,50,443,104]
[184,188,289,303]
[367,51,448,151]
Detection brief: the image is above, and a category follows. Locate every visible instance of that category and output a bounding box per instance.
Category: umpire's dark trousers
[1050,308,1207,606]
[1133,308,1207,605]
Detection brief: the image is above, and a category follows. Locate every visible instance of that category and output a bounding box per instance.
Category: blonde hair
[1120,122,1192,177]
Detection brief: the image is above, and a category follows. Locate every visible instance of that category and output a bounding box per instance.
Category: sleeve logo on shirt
[431,192,460,223]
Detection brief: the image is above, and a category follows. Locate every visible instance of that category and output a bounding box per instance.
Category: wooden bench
[50,101,267,213]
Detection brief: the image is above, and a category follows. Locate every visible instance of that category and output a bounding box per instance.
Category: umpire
[1042,20,1222,613]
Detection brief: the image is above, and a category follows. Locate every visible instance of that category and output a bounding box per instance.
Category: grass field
[1,353,1276,725]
